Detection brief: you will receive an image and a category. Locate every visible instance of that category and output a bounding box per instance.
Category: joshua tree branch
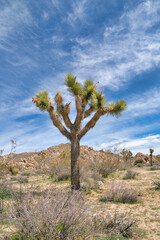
[84,107,95,118]
[78,109,102,139]
[54,93,72,129]
[78,106,113,139]
[74,96,87,129]
[47,103,71,140]
[61,103,72,129]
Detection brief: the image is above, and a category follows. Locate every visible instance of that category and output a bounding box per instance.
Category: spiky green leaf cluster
[89,90,106,110]
[83,79,94,100]
[65,73,83,96]
[150,148,154,154]
[108,100,127,117]
[35,90,49,111]
[83,79,106,109]
[64,74,126,112]
[57,90,62,94]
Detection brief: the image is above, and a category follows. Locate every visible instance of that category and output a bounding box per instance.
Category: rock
[134,152,156,163]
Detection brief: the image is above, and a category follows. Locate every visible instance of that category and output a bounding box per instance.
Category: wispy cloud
[42,11,49,20]
[51,0,60,10]
[67,0,88,26]
[0,1,32,49]
[95,134,160,155]
[71,0,160,89]
[127,88,160,117]
[118,134,160,155]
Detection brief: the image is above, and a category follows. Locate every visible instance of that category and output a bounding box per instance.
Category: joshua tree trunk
[71,136,80,190]
[150,154,153,166]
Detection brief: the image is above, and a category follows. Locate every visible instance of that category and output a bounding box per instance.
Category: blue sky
[0,0,160,155]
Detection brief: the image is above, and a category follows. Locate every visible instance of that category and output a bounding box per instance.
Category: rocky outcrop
[134,152,156,163]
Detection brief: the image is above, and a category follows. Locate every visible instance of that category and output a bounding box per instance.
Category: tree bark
[150,154,153,166]
[71,136,80,190]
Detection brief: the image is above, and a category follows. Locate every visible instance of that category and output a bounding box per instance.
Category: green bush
[134,159,144,165]
[0,181,13,199]
[9,166,19,175]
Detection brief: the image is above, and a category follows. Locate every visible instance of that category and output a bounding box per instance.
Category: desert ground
[0,145,160,239]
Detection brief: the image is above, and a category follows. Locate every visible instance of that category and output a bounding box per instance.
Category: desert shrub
[93,211,136,238]
[49,151,70,181]
[136,163,144,168]
[80,169,103,192]
[21,171,31,176]
[120,149,133,168]
[17,176,29,184]
[9,166,19,175]
[123,170,139,180]
[134,159,144,165]
[150,164,160,171]
[88,154,120,178]
[0,161,9,176]
[54,169,70,181]
[153,178,160,190]
[0,179,14,215]
[100,182,138,203]
[0,180,13,200]
[8,190,89,240]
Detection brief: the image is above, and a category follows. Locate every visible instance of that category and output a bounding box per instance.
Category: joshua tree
[32,74,127,190]
[149,148,154,166]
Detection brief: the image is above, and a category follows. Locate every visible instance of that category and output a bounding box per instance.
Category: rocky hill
[1,143,160,169]
[1,144,102,169]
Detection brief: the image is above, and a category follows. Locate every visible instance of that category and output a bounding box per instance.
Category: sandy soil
[0,166,160,239]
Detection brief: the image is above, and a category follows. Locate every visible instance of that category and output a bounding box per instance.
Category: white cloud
[51,0,60,10]
[0,1,32,47]
[71,0,160,89]
[95,134,160,155]
[43,11,49,20]
[118,134,160,155]
[67,0,88,26]
[127,88,160,117]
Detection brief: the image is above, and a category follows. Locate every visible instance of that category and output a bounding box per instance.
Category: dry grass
[99,181,139,203]
[0,166,160,239]
[8,190,89,240]
[123,170,139,180]
[93,211,136,238]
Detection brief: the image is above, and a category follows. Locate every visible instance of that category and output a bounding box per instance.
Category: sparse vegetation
[8,190,89,240]
[9,166,19,175]
[123,170,139,179]
[150,163,160,171]
[93,211,136,238]
[134,159,144,165]
[120,149,133,167]
[100,182,139,203]
[86,151,120,178]
[80,169,103,192]
[0,144,160,239]
[153,178,160,190]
